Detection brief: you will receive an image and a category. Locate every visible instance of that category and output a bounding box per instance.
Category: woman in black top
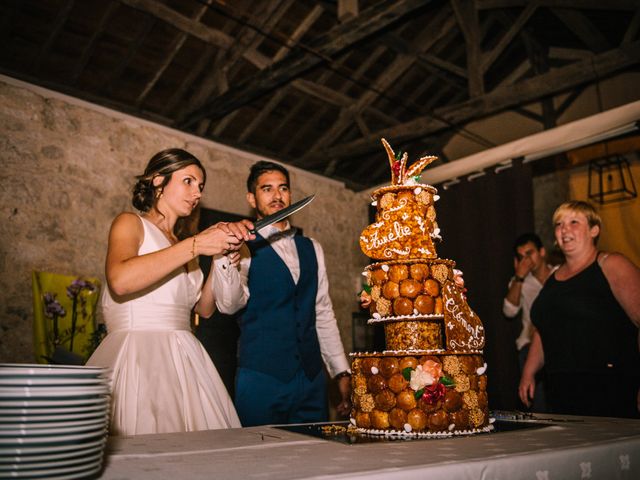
[519,201,640,418]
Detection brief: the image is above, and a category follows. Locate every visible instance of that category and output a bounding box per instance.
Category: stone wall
[0,75,369,363]
[533,170,570,255]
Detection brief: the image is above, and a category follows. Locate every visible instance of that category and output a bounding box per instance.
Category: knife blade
[249,194,315,234]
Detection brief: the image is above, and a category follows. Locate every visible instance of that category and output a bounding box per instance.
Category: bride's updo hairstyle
[132,148,206,212]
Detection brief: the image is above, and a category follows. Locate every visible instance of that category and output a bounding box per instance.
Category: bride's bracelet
[191,235,197,258]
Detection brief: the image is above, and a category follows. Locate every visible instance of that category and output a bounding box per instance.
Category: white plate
[0,441,104,465]
[0,410,107,424]
[0,386,110,398]
[0,436,106,456]
[0,427,107,445]
[42,464,103,480]
[0,417,108,432]
[0,377,107,387]
[0,450,104,471]
[0,458,103,478]
[0,396,109,409]
[0,421,107,438]
[0,365,108,380]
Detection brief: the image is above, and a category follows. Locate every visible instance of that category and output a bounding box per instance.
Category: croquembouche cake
[351,139,492,437]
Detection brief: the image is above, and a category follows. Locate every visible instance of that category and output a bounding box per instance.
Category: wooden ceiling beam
[240,74,395,143]
[622,6,640,44]
[476,0,639,10]
[548,47,594,61]
[0,3,12,47]
[481,3,537,73]
[120,0,286,121]
[234,0,296,70]
[418,52,467,79]
[383,32,467,79]
[550,8,611,53]
[451,0,484,97]
[491,8,557,130]
[217,1,288,76]
[555,87,584,118]
[414,56,467,91]
[180,0,435,128]
[118,0,234,51]
[312,40,640,159]
[390,24,468,117]
[302,8,465,168]
[101,16,155,94]
[278,50,360,154]
[511,107,543,123]
[303,8,457,155]
[123,0,413,139]
[70,2,119,85]
[356,10,456,110]
[297,9,459,168]
[162,45,215,116]
[272,5,324,64]
[32,0,75,74]
[281,47,386,155]
[518,28,555,130]
[494,59,531,87]
[237,88,289,143]
[234,4,326,143]
[354,112,372,137]
[211,111,240,136]
[304,52,417,153]
[135,0,213,107]
[228,3,389,142]
[338,0,359,23]
[178,2,280,123]
[290,79,351,107]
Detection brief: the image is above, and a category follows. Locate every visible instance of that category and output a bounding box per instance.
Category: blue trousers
[235,367,327,426]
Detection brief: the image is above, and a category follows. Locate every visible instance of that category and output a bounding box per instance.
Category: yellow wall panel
[568,160,640,266]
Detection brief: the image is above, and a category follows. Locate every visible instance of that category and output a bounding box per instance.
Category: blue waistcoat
[238,233,322,382]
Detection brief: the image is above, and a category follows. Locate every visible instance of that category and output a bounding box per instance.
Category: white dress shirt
[212,222,350,378]
[503,265,556,351]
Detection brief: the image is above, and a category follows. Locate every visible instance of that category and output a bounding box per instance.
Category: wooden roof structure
[2,0,639,190]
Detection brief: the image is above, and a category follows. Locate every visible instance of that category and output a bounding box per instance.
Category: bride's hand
[214,220,255,243]
[195,225,241,256]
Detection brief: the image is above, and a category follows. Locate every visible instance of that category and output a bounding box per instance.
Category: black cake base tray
[273,411,575,445]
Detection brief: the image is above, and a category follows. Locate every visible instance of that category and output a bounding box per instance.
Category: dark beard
[257,202,286,219]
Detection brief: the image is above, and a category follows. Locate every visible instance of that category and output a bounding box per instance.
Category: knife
[249,195,315,234]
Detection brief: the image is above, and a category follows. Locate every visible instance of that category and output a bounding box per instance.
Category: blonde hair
[552,201,602,245]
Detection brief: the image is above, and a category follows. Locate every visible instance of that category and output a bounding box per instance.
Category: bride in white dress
[87,148,254,436]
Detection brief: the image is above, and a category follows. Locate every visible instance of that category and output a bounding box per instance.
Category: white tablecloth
[101,413,640,479]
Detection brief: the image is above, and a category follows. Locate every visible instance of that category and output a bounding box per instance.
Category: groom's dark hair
[247,161,290,194]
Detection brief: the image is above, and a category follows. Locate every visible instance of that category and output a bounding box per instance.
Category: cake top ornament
[359,139,442,261]
[382,138,437,185]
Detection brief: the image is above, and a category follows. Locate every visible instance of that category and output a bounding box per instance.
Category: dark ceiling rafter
[179,0,435,128]
[1,0,639,190]
[134,0,214,107]
[297,11,457,165]
[310,40,640,161]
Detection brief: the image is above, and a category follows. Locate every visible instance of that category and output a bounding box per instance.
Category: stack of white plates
[0,363,110,479]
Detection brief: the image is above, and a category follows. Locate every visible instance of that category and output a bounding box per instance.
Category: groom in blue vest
[213,161,351,426]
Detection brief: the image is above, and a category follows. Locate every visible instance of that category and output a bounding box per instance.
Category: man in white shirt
[212,161,351,426]
[503,233,555,412]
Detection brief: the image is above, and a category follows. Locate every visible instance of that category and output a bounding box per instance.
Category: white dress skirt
[87,215,241,435]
